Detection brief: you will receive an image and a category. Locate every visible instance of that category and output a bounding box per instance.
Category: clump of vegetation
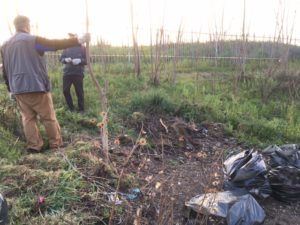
[0,126,23,163]
[128,90,176,115]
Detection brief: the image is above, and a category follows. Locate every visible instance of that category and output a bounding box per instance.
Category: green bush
[128,90,176,115]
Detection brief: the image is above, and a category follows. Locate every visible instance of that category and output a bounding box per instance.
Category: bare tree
[85,0,109,163]
[150,27,165,86]
[258,0,297,102]
[240,0,247,79]
[234,0,248,94]
[170,22,184,84]
[130,1,141,77]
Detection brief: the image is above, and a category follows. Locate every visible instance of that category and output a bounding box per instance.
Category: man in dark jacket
[60,33,87,113]
[1,15,90,153]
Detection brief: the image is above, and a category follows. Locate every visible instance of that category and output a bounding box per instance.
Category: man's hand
[64,57,72,63]
[78,33,90,44]
[72,58,81,65]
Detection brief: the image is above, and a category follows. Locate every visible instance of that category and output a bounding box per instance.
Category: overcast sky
[1,0,300,45]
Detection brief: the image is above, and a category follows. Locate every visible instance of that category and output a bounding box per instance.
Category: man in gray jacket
[1,15,89,153]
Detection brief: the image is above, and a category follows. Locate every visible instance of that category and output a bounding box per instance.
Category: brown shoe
[26,148,42,154]
[50,142,68,150]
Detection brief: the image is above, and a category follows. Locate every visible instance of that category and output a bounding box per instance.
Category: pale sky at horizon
[1,0,300,45]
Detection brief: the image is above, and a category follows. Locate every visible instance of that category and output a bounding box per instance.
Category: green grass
[2,67,300,150]
[146,72,300,147]
[0,126,23,163]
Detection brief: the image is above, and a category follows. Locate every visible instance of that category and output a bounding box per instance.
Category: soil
[107,113,300,225]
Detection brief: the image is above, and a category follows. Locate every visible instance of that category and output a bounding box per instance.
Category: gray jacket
[1,32,50,94]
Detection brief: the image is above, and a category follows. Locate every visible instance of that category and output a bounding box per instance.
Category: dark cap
[14,15,30,31]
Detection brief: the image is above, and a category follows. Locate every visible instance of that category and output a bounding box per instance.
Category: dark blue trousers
[63,75,84,112]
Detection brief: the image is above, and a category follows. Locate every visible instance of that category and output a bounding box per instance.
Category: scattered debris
[106,192,123,205]
[106,188,143,205]
[122,188,143,201]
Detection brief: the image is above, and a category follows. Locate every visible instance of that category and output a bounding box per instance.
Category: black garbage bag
[0,193,8,225]
[262,144,300,169]
[268,166,300,202]
[224,150,254,181]
[224,174,271,199]
[223,150,271,198]
[185,191,265,225]
[227,194,265,225]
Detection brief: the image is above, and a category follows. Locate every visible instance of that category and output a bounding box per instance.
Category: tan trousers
[15,92,63,150]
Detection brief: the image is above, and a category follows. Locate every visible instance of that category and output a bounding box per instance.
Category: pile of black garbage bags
[186,144,300,225]
[263,144,300,202]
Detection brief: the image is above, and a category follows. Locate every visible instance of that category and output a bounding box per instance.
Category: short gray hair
[13,15,30,31]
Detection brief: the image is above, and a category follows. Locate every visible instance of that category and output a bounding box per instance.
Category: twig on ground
[159,118,168,133]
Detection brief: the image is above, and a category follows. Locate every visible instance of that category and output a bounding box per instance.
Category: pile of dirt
[113,113,300,224]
